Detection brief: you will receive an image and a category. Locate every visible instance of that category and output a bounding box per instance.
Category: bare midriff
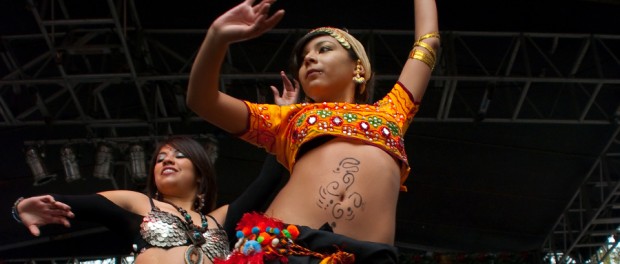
[265,137,401,245]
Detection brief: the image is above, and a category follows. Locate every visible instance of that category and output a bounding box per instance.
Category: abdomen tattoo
[317,157,365,226]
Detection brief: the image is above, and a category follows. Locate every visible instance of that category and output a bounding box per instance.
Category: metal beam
[543,123,620,262]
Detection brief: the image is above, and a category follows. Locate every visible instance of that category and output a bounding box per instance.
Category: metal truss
[1,1,620,261]
[542,124,620,263]
[1,0,618,141]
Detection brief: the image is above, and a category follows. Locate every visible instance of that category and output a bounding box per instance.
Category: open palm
[271,71,300,106]
[211,0,285,44]
[18,195,74,236]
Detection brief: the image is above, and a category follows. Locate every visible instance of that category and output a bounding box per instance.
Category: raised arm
[186,0,284,134]
[398,0,440,103]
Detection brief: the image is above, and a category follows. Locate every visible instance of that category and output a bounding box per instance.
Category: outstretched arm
[187,0,285,134]
[398,0,440,102]
[15,191,146,237]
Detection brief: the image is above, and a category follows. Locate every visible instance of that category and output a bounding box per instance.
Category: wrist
[11,197,25,223]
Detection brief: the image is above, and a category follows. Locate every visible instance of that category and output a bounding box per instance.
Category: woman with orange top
[188,0,439,262]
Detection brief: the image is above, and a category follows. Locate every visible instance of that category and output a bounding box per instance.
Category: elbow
[427,37,441,50]
[186,85,203,113]
[186,95,197,112]
[186,87,219,116]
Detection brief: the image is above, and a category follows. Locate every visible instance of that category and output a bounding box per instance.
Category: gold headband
[308,27,352,50]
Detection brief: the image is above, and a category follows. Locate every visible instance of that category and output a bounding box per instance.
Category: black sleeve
[52,194,143,242]
[224,154,288,247]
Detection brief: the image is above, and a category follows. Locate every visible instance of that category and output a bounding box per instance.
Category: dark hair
[289,31,374,104]
[145,136,218,214]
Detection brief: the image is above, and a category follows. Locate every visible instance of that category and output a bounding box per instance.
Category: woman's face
[153,144,198,196]
[298,35,358,102]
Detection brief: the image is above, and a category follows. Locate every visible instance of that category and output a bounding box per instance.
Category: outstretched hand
[211,0,285,44]
[18,195,74,236]
[271,71,300,106]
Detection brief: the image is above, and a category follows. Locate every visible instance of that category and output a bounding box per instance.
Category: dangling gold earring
[352,59,365,84]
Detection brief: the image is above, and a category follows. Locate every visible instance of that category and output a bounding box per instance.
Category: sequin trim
[239,83,418,191]
[140,208,230,261]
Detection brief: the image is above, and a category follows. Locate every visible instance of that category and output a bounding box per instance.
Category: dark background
[1,0,619,262]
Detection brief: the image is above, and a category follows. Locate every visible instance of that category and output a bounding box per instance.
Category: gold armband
[409,49,435,70]
[414,41,436,60]
[417,32,441,42]
[409,32,440,70]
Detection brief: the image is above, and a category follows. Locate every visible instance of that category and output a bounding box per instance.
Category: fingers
[39,195,55,204]
[48,208,74,218]
[262,9,285,30]
[270,86,281,98]
[28,224,41,237]
[39,195,68,211]
[26,217,70,237]
[58,217,71,228]
[251,2,284,30]
[28,198,74,220]
[43,215,72,227]
[280,71,294,91]
[281,71,300,93]
[252,0,277,11]
[52,201,72,211]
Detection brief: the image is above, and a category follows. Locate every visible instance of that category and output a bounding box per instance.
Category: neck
[314,92,355,103]
[325,86,356,103]
[162,195,195,212]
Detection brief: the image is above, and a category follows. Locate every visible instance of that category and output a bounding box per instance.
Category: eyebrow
[303,40,337,55]
[157,149,176,155]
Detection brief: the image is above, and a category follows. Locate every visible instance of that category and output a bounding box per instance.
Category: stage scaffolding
[1,0,619,263]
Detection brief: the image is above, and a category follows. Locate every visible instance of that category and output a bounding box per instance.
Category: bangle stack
[409,32,440,70]
[12,197,24,223]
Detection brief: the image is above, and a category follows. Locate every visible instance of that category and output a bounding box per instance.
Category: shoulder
[97,190,150,215]
[376,83,415,103]
[246,101,305,118]
[375,82,418,113]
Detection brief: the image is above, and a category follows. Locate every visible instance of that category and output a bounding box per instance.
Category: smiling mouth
[162,168,177,175]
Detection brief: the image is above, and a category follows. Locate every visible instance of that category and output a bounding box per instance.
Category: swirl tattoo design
[317,158,365,223]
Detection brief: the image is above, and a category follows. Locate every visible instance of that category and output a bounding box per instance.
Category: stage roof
[1,0,619,262]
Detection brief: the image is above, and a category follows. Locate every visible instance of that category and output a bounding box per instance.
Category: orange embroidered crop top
[238,82,419,191]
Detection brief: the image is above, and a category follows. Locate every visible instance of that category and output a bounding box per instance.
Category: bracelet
[12,197,25,223]
[413,41,437,60]
[409,31,440,70]
[409,49,436,70]
[417,32,441,42]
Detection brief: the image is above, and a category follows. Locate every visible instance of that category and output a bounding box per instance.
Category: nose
[162,154,175,165]
[303,52,317,65]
